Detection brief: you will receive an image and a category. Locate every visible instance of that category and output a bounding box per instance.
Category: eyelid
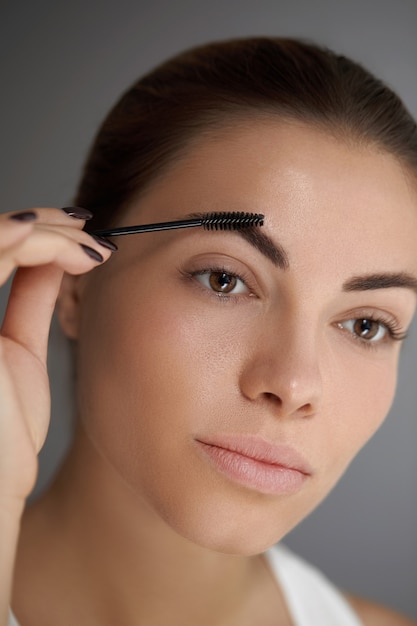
[181,255,261,300]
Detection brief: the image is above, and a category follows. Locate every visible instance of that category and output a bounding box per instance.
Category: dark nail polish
[61,206,94,220]
[91,235,118,251]
[9,211,37,222]
[80,244,104,263]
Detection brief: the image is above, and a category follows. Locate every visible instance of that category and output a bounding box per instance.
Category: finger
[0,219,35,253]
[34,222,117,252]
[1,229,113,363]
[0,225,112,277]
[1,265,65,364]
[0,225,113,357]
[0,339,24,426]
[1,206,92,230]
[0,210,38,224]
[0,340,40,496]
[0,231,109,289]
[0,206,92,262]
[27,206,93,228]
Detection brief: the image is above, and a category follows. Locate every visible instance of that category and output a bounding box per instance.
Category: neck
[14,424,282,626]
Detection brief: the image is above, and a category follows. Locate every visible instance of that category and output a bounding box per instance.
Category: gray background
[1,0,416,619]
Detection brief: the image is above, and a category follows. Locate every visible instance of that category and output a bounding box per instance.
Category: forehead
[127,120,417,275]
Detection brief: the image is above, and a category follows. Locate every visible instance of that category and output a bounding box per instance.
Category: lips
[195,434,311,496]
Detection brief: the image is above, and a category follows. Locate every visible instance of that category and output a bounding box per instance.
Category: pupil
[210,272,236,292]
[356,319,375,337]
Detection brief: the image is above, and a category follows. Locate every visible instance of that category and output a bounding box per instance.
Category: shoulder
[345,593,417,626]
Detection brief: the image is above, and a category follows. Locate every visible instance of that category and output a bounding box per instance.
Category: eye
[194,270,249,295]
[337,316,408,345]
[339,318,387,342]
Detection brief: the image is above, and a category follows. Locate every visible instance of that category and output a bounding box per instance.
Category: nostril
[297,403,315,418]
[263,392,281,404]
[262,392,315,419]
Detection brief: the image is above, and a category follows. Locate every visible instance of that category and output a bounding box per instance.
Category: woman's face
[64,120,417,554]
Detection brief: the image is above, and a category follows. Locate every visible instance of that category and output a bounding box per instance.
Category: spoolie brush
[91,212,264,237]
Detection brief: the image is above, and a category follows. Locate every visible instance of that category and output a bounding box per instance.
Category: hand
[0,208,115,506]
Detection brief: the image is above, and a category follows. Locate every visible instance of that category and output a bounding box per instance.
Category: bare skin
[4,121,417,625]
[0,208,113,626]
[13,432,292,626]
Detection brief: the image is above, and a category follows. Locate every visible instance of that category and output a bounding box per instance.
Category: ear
[56,273,84,340]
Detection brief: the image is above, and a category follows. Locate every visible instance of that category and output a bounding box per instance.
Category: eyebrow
[343,272,417,294]
[187,212,289,269]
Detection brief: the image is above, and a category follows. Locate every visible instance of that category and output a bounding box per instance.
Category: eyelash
[185,267,409,347]
[337,315,408,349]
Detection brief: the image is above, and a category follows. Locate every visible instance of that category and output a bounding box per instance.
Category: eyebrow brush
[91,212,264,237]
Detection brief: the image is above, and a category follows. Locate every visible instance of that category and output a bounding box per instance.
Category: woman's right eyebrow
[184,212,290,269]
[236,227,290,269]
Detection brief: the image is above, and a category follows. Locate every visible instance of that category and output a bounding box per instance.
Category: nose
[238,318,322,419]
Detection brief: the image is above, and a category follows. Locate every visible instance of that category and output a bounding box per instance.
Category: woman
[1,38,417,625]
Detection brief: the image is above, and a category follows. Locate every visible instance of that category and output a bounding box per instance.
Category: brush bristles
[202,212,264,230]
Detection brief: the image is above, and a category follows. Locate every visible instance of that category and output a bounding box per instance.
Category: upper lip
[195,433,312,475]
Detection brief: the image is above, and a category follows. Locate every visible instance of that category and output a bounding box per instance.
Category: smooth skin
[3,121,417,625]
[0,209,113,626]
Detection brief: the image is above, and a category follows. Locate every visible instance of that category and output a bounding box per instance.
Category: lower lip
[196,441,307,495]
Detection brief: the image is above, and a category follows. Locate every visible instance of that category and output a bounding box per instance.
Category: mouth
[195,434,311,496]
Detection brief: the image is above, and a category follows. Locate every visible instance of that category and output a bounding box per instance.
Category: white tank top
[265,544,363,625]
[9,544,362,625]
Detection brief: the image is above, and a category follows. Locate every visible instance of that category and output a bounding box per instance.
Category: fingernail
[61,206,94,220]
[91,234,118,251]
[9,211,38,222]
[80,244,104,263]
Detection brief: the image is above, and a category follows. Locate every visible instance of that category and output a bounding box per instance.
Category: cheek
[294,350,400,524]
[74,281,285,553]
[352,356,397,432]
[74,277,245,486]
[324,351,399,475]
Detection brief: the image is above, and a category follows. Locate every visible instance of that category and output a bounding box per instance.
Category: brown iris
[353,318,380,340]
[209,272,238,293]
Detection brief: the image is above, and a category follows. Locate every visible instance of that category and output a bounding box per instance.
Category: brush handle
[90,212,264,237]
[91,218,203,237]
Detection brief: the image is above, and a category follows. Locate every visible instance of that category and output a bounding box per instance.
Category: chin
[148,486,310,556]
[167,511,295,556]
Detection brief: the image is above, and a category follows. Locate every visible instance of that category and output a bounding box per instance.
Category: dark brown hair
[75,37,417,231]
